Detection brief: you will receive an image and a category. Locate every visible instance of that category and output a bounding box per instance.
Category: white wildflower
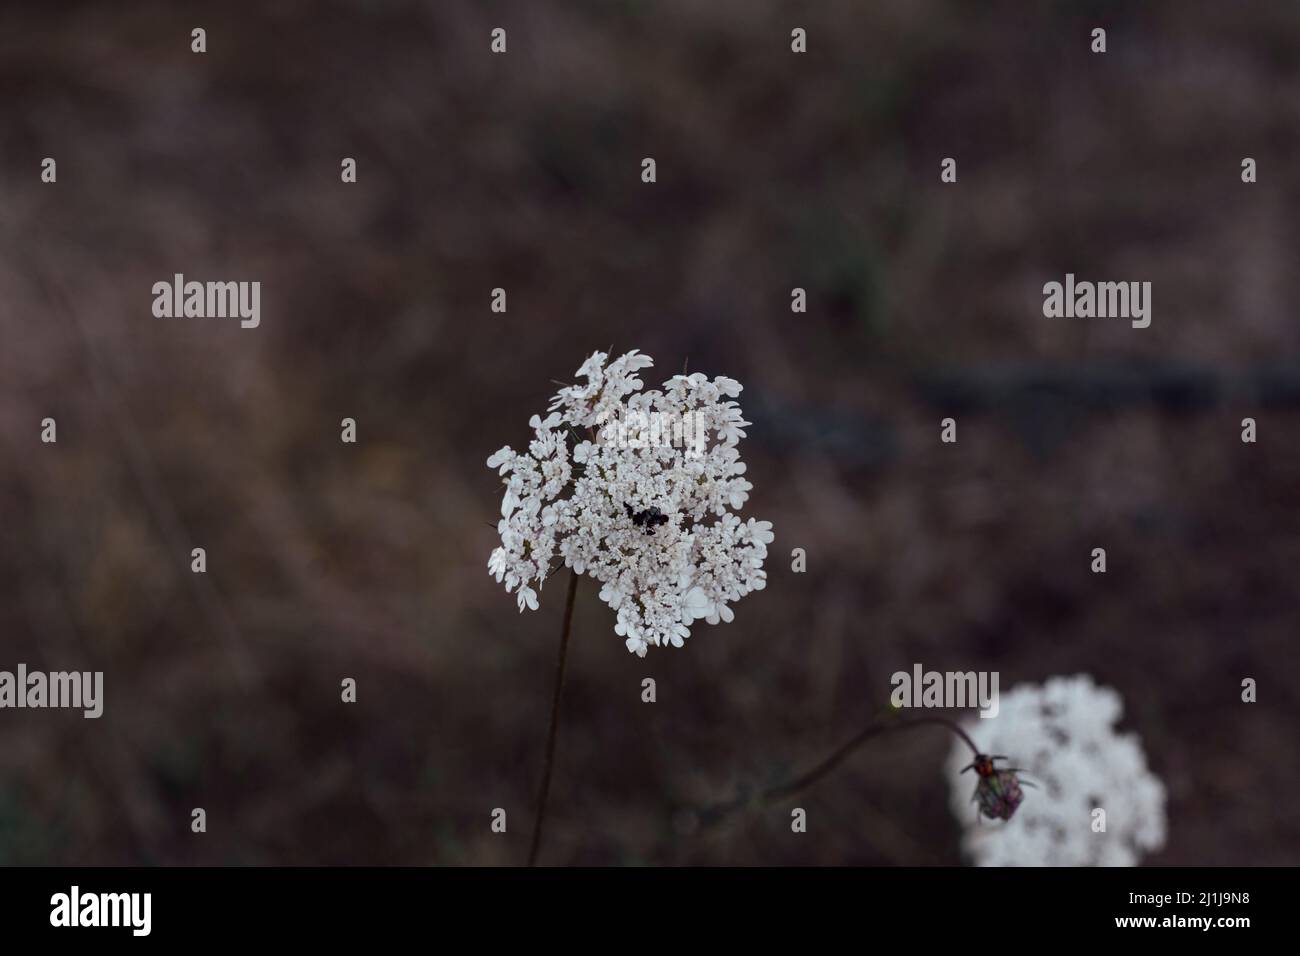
[487,350,773,655]
[947,675,1167,866]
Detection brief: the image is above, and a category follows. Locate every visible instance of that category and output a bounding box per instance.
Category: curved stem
[526,570,579,866]
[695,714,981,828]
[760,715,979,806]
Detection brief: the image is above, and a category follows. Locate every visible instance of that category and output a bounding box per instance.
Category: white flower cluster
[487,350,774,656]
[947,675,1167,866]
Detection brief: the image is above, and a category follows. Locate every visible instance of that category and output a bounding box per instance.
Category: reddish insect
[961,754,1035,821]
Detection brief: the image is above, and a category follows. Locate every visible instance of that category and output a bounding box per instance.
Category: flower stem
[526,570,579,866]
[695,714,981,828]
[759,715,979,805]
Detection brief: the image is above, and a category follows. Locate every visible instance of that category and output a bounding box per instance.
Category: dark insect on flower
[962,754,1031,821]
[624,502,670,535]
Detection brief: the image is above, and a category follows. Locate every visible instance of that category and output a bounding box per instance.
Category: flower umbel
[487,350,773,655]
[947,675,1167,866]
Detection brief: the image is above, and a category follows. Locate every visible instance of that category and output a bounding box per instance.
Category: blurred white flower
[487,350,773,655]
[947,674,1167,866]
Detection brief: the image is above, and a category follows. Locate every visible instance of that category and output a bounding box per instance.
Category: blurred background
[1,0,1298,865]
